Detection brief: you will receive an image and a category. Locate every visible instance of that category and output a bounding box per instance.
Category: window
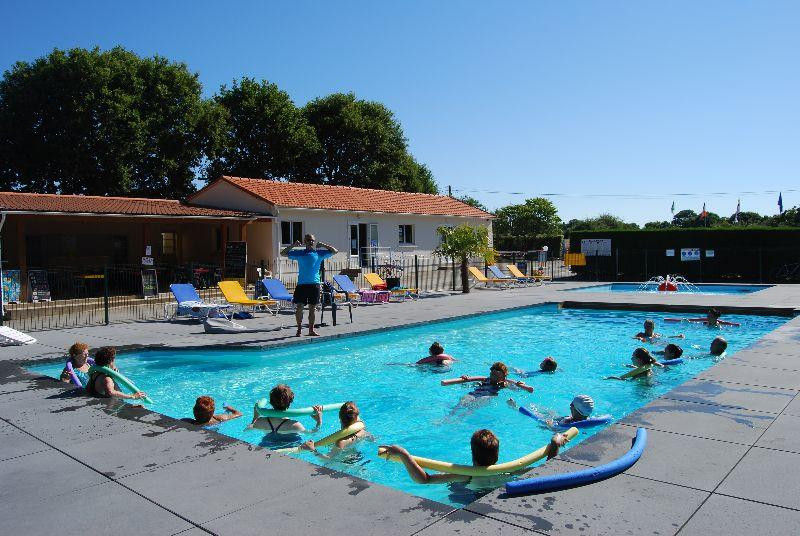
[281,221,304,245]
[398,224,414,245]
[161,232,177,256]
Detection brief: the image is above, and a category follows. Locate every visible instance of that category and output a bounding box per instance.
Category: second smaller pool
[565,283,772,295]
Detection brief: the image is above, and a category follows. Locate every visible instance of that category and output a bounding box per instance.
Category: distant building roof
[0,191,262,219]
[194,176,494,219]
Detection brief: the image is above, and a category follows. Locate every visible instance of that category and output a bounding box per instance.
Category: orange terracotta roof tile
[0,191,260,218]
[213,176,494,218]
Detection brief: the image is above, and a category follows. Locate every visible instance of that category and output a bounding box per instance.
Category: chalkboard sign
[28,269,52,302]
[141,269,158,299]
[224,241,247,279]
[2,269,21,304]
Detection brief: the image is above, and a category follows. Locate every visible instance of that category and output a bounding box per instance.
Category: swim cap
[571,395,595,417]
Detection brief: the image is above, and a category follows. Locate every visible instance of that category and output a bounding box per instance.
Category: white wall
[275,207,492,265]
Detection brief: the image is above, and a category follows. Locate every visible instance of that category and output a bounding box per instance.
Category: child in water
[60,342,90,385]
[86,347,147,400]
[379,429,569,484]
[654,343,684,360]
[300,401,369,459]
[607,348,663,380]
[514,357,557,377]
[250,384,323,435]
[416,342,456,365]
[189,396,243,426]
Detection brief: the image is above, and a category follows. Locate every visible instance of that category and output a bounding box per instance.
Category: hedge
[494,234,563,256]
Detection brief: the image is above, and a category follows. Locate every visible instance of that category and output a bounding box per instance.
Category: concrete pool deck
[1,280,799,535]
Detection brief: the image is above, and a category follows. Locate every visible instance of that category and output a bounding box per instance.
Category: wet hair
[632,347,656,366]
[665,343,683,358]
[269,384,295,410]
[429,342,444,356]
[710,336,728,356]
[490,362,508,377]
[471,429,500,466]
[708,308,721,319]
[540,357,558,372]
[643,319,655,332]
[193,396,215,424]
[339,401,360,428]
[94,346,117,367]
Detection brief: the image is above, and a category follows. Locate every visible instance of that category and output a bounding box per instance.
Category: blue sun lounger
[259,278,294,310]
[488,265,524,286]
[167,283,230,320]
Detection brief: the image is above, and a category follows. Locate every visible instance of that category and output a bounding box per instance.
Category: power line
[451,187,797,200]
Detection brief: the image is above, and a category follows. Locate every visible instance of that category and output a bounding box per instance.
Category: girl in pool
[606,348,663,380]
[60,342,90,385]
[249,384,323,435]
[300,401,369,459]
[416,342,456,365]
[86,347,147,400]
[189,396,243,426]
[379,429,568,484]
[514,356,557,377]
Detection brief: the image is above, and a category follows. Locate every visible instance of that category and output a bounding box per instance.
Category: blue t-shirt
[288,248,334,284]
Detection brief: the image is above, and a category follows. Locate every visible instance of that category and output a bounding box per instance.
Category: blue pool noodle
[505,428,648,496]
[518,406,612,429]
[658,358,684,366]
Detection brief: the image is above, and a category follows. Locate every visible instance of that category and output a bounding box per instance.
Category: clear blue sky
[2,1,798,224]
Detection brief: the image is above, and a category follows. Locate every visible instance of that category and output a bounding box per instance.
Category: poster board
[2,269,21,303]
[580,238,612,256]
[680,248,701,262]
[141,269,158,299]
[27,269,52,302]
[224,241,247,280]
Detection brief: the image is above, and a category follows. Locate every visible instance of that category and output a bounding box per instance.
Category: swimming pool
[565,283,772,295]
[29,305,787,506]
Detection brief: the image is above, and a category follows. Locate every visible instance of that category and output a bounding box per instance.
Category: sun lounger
[488,265,525,286]
[468,266,511,289]
[509,264,551,284]
[333,274,389,305]
[218,280,278,314]
[258,278,295,311]
[0,326,37,346]
[166,283,231,320]
[364,273,418,301]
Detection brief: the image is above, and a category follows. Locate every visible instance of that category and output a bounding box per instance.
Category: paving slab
[716,447,800,510]
[0,420,51,461]
[394,509,539,535]
[466,458,708,535]
[0,480,193,536]
[662,378,796,414]
[754,414,800,454]
[780,394,800,417]
[727,348,800,370]
[696,362,800,390]
[619,397,774,445]
[678,494,800,536]
[559,424,749,492]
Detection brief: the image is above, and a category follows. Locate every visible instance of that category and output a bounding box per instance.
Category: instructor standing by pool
[282,234,337,337]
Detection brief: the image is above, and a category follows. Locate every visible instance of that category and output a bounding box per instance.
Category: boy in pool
[416,342,456,365]
[606,348,663,380]
[249,384,323,435]
[513,357,557,377]
[189,396,243,426]
[654,343,684,360]
[60,342,90,385]
[633,320,684,342]
[379,429,569,484]
[300,401,370,459]
[710,336,728,356]
[86,347,147,400]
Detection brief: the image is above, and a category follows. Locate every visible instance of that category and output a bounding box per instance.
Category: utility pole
[448,185,452,197]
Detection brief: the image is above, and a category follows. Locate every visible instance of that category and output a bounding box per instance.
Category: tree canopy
[0,46,216,198]
[493,198,561,236]
[563,213,639,235]
[457,195,489,213]
[435,224,494,293]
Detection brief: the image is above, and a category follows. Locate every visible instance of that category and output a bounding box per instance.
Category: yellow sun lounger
[468,266,511,288]
[218,280,278,313]
[507,264,550,285]
[364,273,419,300]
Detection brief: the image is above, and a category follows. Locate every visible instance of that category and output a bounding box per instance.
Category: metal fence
[1,255,577,332]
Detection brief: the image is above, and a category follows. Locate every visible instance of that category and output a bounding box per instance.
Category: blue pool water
[29,305,787,506]
[565,283,772,295]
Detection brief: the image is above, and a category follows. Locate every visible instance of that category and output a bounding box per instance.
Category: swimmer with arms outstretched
[189,396,243,426]
[633,319,684,342]
[416,342,456,365]
[508,394,595,429]
[443,362,534,395]
[514,356,557,377]
[664,308,740,327]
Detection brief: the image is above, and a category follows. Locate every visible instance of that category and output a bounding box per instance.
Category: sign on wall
[580,238,612,256]
[2,269,21,304]
[28,269,52,302]
[680,248,701,262]
[666,249,675,257]
[706,250,715,258]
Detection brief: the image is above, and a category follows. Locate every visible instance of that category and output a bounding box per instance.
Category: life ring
[505,428,647,495]
[378,427,579,476]
[65,357,95,388]
[87,365,153,403]
[255,399,344,418]
[275,421,366,454]
[519,406,612,429]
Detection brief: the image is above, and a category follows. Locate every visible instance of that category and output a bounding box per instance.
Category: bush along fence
[1,254,576,332]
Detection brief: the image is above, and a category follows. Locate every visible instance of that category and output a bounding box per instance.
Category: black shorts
[293,284,320,305]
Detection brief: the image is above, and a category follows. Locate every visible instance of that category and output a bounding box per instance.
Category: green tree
[207,78,320,182]
[435,224,495,293]
[672,209,698,227]
[0,46,217,197]
[458,196,489,213]
[302,93,437,193]
[729,211,766,225]
[563,213,639,235]
[494,198,561,236]
[643,220,672,229]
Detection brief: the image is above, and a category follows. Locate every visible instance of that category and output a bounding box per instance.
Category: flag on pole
[735,199,740,223]
[671,201,675,214]
[778,192,784,214]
